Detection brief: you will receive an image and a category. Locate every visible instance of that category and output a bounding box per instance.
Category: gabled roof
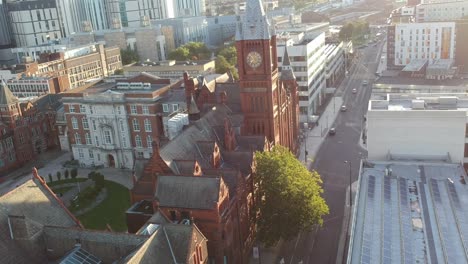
[155,176,221,210]
[0,81,18,105]
[125,224,207,264]
[0,174,81,263]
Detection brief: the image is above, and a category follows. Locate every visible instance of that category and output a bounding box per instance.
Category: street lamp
[344,161,352,206]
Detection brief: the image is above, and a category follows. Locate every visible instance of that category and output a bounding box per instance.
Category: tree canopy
[218,46,237,66]
[254,146,329,246]
[168,42,210,61]
[120,48,139,65]
[339,20,370,42]
[215,55,238,80]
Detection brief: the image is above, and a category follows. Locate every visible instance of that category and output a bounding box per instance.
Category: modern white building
[7,0,64,47]
[367,93,468,163]
[416,0,468,22]
[389,22,456,67]
[277,32,327,122]
[323,42,346,88]
[105,0,172,28]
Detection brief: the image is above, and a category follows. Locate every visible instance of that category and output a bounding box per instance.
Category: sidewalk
[298,96,344,169]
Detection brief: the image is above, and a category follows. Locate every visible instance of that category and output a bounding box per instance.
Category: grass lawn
[77,180,130,232]
[52,186,74,194]
[48,178,87,187]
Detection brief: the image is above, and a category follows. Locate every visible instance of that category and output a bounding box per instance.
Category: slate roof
[0,81,18,105]
[203,168,240,198]
[172,160,197,175]
[125,224,207,264]
[155,176,221,210]
[31,93,62,111]
[0,177,80,263]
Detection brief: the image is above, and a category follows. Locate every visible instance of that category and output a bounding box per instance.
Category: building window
[19,133,24,143]
[130,105,138,114]
[71,117,78,129]
[116,106,121,115]
[147,135,152,148]
[80,105,86,113]
[92,120,97,130]
[142,105,149,114]
[133,119,140,131]
[104,130,112,144]
[137,151,144,158]
[122,135,127,148]
[85,133,92,145]
[88,149,94,158]
[90,106,94,114]
[69,105,75,113]
[75,133,81,145]
[162,104,169,112]
[120,120,125,131]
[97,153,101,161]
[82,118,89,130]
[172,104,179,112]
[144,119,152,132]
[78,148,84,158]
[135,135,142,147]
[95,136,100,146]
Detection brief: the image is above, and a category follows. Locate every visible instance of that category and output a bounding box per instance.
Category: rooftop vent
[411,99,425,110]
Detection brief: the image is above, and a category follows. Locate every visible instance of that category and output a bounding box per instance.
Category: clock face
[246,51,262,68]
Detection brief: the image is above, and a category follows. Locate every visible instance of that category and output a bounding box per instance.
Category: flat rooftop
[369,93,468,111]
[81,81,170,95]
[348,161,468,264]
[402,59,427,72]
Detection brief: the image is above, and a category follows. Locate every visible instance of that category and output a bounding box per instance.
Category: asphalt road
[277,41,385,264]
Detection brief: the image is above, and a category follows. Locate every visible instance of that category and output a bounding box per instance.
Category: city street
[275,40,385,264]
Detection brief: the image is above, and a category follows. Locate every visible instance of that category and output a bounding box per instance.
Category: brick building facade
[0,83,60,175]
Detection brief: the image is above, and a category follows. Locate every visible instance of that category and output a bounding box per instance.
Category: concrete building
[6,0,64,47]
[206,15,239,47]
[68,25,173,62]
[324,42,346,88]
[61,74,179,169]
[348,161,468,264]
[277,32,327,122]
[123,59,215,80]
[387,22,456,68]
[6,77,63,98]
[367,93,468,164]
[415,0,468,22]
[152,16,208,48]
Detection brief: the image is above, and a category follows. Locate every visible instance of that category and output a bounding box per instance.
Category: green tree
[114,69,124,75]
[48,173,53,183]
[215,55,238,80]
[121,48,140,64]
[71,168,78,180]
[218,46,237,66]
[56,171,62,181]
[64,169,69,179]
[168,46,190,61]
[254,146,329,246]
[184,42,210,60]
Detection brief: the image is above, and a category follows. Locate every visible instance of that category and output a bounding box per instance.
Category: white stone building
[367,93,467,164]
[277,32,327,122]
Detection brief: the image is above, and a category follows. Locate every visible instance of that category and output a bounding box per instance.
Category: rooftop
[369,93,468,111]
[348,161,468,263]
[402,59,428,72]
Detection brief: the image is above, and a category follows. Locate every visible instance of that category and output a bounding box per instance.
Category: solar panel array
[382,177,392,264]
[60,248,102,264]
[361,175,376,264]
[398,178,414,264]
[430,179,460,264]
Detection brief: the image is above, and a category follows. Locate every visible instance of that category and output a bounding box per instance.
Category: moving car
[352,88,357,94]
[340,105,347,112]
[329,128,336,135]
[362,80,368,86]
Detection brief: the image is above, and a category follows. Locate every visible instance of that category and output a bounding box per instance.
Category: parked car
[352,88,357,94]
[340,105,347,112]
[329,128,336,135]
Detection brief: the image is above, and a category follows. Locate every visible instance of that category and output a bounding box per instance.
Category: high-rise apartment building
[387,22,456,68]
[6,0,64,47]
[415,0,468,22]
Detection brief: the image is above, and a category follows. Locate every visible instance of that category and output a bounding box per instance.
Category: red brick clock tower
[236,0,298,152]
